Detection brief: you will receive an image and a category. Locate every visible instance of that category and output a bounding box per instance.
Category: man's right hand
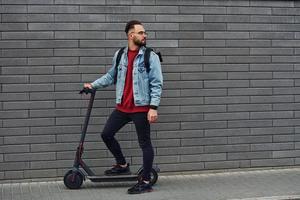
[84,83,93,89]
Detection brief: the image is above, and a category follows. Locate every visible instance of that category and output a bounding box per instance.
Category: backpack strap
[144,47,153,73]
[144,47,163,73]
[114,47,125,84]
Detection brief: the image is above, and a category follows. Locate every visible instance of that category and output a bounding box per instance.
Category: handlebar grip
[79,87,96,94]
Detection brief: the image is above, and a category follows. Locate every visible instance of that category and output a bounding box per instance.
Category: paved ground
[1,167,300,200]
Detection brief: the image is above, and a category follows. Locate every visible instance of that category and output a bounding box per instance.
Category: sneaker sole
[127,189,153,195]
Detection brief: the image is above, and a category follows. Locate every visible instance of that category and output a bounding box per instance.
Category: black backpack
[113,47,163,84]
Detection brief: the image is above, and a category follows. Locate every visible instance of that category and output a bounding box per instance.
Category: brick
[204,0,249,6]
[3,118,55,128]
[273,40,300,47]
[250,111,293,119]
[55,14,105,22]
[179,56,225,63]
[228,120,273,128]
[0,128,29,137]
[228,104,272,112]
[30,74,81,83]
[27,40,78,48]
[204,96,250,104]
[30,126,81,135]
[204,144,250,153]
[1,5,27,13]
[250,80,294,87]
[5,152,56,162]
[2,14,54,22]
[204,80,249,88]
[0,145,30,153]
[0,41,26,48]
[228,135,272,144]
[0,111,28,119]
[204,15,250,23]
[157,146,204,156]
[0,92,29,101]
[55,31,105,39]
[180,6,226,14]
[250,48,293,55]
[250,64,294,71]
[24,169,57,178]
[28,5,79,13]
[181,153,226,162]
[251,143,294,151]
[228,151,272,160]
[131,6,179,14]
[4,135,55,145]
[28,23,79,30]
[0,162,30,171]
[228,88,272,96]
[273,150,300,158]
[273,24,300,31]
[180,23,226,31]
[273,103,300,111]
[0,23,27,31]
[156,15,203,22]
[180,40,225,47]
[156,31,203,39]
[2,66,53,75]
[251,16,294,23]
[273,56,300,63]
[181,137,227,146]
[251,32,294,39]
[28,57,79,66]
[250,95,294,103]
[2,49,53,57]
[0,75,28,84]
[227,7,271,15]
[157,0,203,5]
[226,40,271,47]
[226,56,271,63]
[56,0,105,4]
[229,71,273,79]
[2,84,54,92]
[2,0,53,4]
[181,89,227,97]
[251,127,294,135]
[80,6,129,13]
[181,121,227,130]
[0,58,27,66]
[181,72,226,80]
[204,112,249,121]
[251,158,294,167]
[204,64,248,72]
[204,48,249,55]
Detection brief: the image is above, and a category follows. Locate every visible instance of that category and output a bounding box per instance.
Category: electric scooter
[63,88,159,189]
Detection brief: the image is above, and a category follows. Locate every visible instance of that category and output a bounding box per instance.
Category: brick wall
[1,0,300,180]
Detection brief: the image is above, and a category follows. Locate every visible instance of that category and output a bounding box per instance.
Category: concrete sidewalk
[1,167,300,200]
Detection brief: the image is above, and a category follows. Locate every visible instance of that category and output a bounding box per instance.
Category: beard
[133,37,146,47]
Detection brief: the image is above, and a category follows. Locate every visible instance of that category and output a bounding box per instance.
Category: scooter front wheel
[63,170,84,189]
[138,168,158,186]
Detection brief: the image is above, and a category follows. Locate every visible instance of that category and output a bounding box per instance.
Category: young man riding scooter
[84,20,163,194]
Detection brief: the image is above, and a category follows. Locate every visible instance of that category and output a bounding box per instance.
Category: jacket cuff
[149,105,158,110]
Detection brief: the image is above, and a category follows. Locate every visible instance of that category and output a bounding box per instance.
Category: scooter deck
[87,174,138,182]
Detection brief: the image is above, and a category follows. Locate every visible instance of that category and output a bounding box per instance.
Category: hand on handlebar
[80,83,95,94]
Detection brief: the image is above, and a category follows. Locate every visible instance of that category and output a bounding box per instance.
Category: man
[84,20,163,194]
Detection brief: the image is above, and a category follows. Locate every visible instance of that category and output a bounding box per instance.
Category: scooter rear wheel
[64,170,84,189]
[138,168,158,186]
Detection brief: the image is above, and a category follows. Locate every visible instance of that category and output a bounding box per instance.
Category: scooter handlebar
[79,87,96,94]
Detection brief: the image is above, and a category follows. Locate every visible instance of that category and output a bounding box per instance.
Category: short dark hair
[125,20,142,34]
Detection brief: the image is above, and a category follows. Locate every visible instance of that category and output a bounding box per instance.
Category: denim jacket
[91,46,163,107]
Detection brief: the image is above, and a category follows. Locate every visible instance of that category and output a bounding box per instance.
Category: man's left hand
[148,109,158,123]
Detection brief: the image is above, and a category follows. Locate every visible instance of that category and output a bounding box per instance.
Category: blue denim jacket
[91,46,163,107]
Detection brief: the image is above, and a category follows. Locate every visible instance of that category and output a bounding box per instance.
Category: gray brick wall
[1,0,300,180]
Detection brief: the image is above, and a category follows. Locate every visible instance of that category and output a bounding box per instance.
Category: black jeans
[101,109,154,181]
